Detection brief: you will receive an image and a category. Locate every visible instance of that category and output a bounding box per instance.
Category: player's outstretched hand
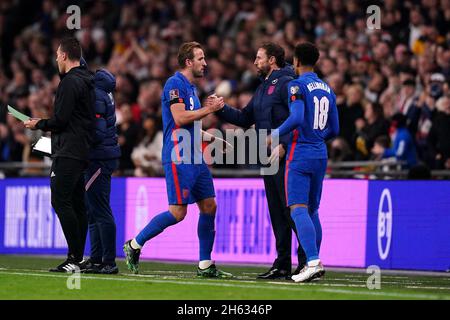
[205,94,224,112]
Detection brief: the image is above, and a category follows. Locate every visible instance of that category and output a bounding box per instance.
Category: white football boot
[292,261,325,283]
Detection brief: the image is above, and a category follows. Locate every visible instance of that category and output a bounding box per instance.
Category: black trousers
[85,159,118,265]
[51,157,88,261]
[263,160,307,270]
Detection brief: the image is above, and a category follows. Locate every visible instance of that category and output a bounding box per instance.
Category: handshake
[204,94,225,113]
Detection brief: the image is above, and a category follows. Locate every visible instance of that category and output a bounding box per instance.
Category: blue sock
[198,213,216,261]
[291,207,319,262]
[310,209,322,253]
[135,211,177,247]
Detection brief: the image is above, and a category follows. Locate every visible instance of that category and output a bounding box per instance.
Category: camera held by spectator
[429,73,445,100]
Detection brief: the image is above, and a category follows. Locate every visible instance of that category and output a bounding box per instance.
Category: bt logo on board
[377,188,393,260]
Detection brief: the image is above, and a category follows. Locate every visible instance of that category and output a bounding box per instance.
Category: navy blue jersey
[161,72,202,165]
[276,72,339,160]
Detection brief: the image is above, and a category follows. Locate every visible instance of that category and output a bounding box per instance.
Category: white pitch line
[146,270,195,274]
[244,272,450,283]
[333,278,450,287]
[324,267,450,277]
[0,269,380,287]
[2,268,449,290]
[267,281,367,288]
[0,267,197,276]
[154,273,449,286]
[129,273,367,288]
[0,270,447,300]
[116,273,261,284]
[406,286,450,290]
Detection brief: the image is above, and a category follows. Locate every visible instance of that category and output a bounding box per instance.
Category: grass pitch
[0,255,449,300]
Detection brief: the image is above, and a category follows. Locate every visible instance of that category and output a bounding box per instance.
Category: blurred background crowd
[0,0,449,177]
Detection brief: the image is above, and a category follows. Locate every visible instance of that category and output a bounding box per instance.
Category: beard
[257,65,270,78]
[193,68,204,78]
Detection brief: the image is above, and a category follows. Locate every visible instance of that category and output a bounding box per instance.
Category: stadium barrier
[2,160,450,179]
[0,178,449,271]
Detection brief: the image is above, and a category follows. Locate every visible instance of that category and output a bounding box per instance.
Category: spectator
[372,113,418,168]
[396,79,421,135]
[131,115,163,176]
[329,137,353,162]
[428,96,450,170]
[413,73,446,164]
[338,84,364,149]
[116,104,140,174]
[355,102,390,160]
[364,72,387,103]
[1,116,27,164]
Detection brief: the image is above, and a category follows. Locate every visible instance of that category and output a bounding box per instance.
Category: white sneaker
[291,262,325,283]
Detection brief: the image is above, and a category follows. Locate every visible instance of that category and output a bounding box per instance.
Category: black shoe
[292,264,308,276]
[99,264,119,275]
[49,256,82,273]
[257,267,291,280]
[82,259,103,274]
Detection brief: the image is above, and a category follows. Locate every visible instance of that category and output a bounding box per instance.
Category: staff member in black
[217,43,307,279]
[25,37,95,272]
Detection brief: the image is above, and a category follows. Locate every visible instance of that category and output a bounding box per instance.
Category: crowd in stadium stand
[0,0,449,177]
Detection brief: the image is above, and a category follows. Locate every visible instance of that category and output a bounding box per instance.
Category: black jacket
[36,65,95,161]
[217,65,295,149]
[428,111,450,162]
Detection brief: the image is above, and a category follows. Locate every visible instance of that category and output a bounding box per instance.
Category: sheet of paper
[7,105,30,122]
[32,136,52,155]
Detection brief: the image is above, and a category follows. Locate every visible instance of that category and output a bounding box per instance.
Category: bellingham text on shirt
[306,82,331,93]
